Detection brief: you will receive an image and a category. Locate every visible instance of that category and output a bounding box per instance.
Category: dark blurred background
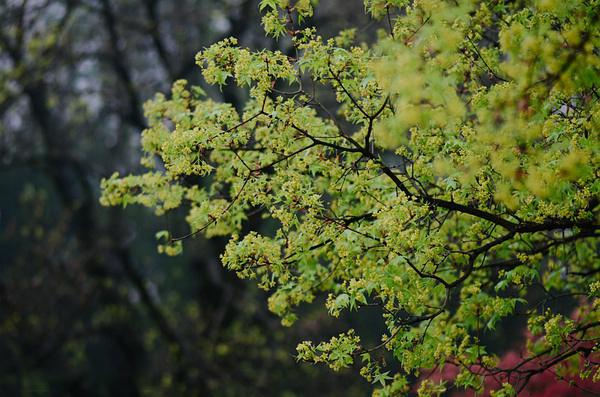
[0,1,378,396]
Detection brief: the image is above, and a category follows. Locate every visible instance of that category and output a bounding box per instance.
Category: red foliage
[422,334,600,396]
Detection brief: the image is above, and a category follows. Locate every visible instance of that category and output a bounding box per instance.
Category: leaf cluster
[101,0,600,394]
